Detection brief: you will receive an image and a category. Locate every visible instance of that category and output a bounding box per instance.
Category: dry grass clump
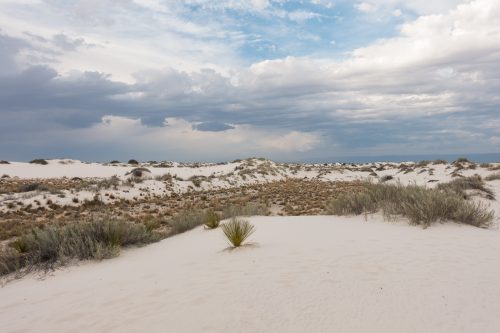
[168,209,206,235]
[223,202,269,218]
[325,182,494,228]
[485,173,500,181]
[221,217,255,247]
[437,176,495,199]
[203,209,220,229]
[0,219,159,277]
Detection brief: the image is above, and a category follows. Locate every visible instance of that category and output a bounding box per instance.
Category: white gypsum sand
[1,159,500,213]
[1,215,500,332]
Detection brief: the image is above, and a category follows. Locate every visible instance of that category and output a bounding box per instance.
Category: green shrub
[325,182,494,228]
[221,218,255,247]
[0,220,159,276]
[204,210,220,229]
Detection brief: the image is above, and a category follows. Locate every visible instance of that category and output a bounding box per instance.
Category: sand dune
[1,215,500,332]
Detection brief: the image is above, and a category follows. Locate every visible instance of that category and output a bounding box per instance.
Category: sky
[0,0,499,162]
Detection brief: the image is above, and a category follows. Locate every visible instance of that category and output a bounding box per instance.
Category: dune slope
[1,215,500,332]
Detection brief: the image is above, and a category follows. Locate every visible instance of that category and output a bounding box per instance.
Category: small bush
[221,218,255,247]
[29,159,48,165]
[126,167,151,178]
[204,210,220,229]
[415,160,430,167]
[189,175,205,187]
[168,209,205,235]
[223,202,269,218]
[0,220,159,276]
[454,157,471,164]
[0,160,9,164]
[18,183,50,193]
[432,159,448,165]
[485,173,500,181]
[110,160,121,164]
[128,159,139,165]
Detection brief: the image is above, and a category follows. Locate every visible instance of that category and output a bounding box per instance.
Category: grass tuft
[221,217,255,247]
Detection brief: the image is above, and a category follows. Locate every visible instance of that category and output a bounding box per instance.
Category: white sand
[2,159,500,213]
[2,215,500,332]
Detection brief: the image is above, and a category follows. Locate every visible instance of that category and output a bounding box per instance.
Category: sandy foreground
[1,215,500,333]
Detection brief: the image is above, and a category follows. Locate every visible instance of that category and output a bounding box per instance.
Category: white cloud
[60,116,320,159]
[355,2,377,13]
[288,10,322,23]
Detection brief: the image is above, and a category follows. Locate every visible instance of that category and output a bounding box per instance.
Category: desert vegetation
[221,217,255,247]
[203,209,220,229]
[485,173,500,181]
[325,182,494,228]
[29,159,48,165]
[0,219,160,277]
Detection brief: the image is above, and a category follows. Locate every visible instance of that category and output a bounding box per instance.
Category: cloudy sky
[0,0,499,162]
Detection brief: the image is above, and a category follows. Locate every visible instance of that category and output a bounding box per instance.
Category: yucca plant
[203,210,220,229]
[221,218,255,247]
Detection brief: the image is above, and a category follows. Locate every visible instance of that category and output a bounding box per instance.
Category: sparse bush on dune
[325,182,494,228]
[380,175,393,182]
[221,217,255,247]
[29,159,48,165]
[126,167,151,178]
[128,159,139,165]
[454,157,472,164]
[223,202,269,219]
[0,219,159,277]
[437,175,495,199]
[0,160,9,164]
[485,173,500,181]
